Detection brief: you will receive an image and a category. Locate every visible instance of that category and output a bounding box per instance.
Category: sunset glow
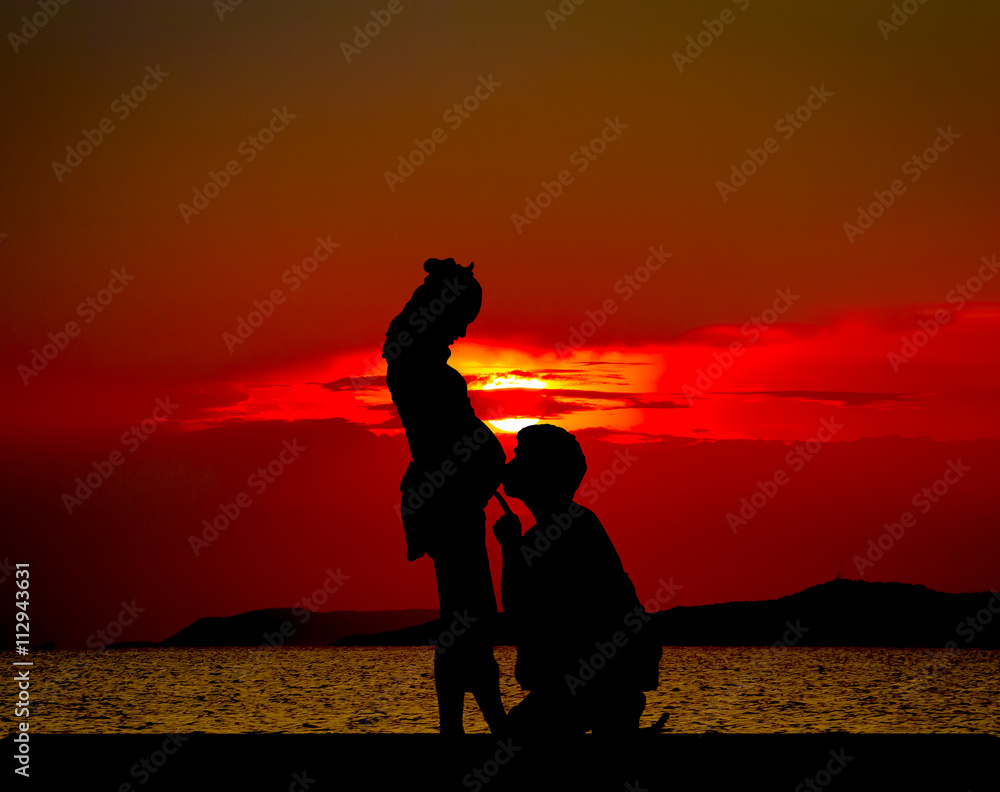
[482,375,548,391]
[481,374,546,431]
[488,418,540,433]
[3,0,998,655]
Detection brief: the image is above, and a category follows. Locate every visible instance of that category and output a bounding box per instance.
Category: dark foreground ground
[5,733,998,791]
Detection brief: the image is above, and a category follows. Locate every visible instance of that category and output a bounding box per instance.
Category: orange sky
[1,1,998,647]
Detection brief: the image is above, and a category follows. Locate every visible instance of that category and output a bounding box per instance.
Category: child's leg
[434,556,506,734]
[469,648,507,734]
[434,653,466,735]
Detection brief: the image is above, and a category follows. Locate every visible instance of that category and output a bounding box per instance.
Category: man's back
[501,503,660,693]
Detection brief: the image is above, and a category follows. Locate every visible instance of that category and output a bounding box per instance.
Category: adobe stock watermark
[727,417,844,533]
[357,650,429,722]
[671,0,751,73]
[899,590,1000,705]
[52,66,169,182]
[27,609,149,746]
[518,502,587,567]
[510,116,628,234]
[231,568,349,682]
[518,448,639,566]
[461,738,521,791]
[563,620,648,697]
[842,126,959,243]
[428,609,478,656]
[794,750,853,792]
[877,0,930,40]
[118,734,189,789]
[384,75,501,192]
[213,0,246,22]
[340,0,413,63]
[697,619,809,726]
[28,599,150,715]
[716,85,833,201]
[7,0,71,53]
[555,246,671,357]
[178,106,296,223]
[0,557,15,585]
[563,577,681,696]
[86,600,145,650]
[852,458,970,576]
[287,771,316,792]
[349,309,510,411]
[17,268,136,385]
[21,614,124,727]
[887,254,997,372]
[258,569,351,648]
[87,599,146,649]
[955,589,1000,645]
[379,275,476,365]
[222,235,339,352]
[545,0,586,31]
[61,397,179,514]
[189,439,306,556]
[643,577,683,615]
[346,356,385,392]
[394,406,510,525]
[577,447,638,506]
[682,288,799,403]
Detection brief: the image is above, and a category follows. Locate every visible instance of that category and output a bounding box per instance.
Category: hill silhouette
[134,580,999,649]
[334,579,1000,649]
[139,608,438,648]
[649,578,1000,648]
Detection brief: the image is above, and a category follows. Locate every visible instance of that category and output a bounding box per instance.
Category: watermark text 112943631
[13,562,32,778]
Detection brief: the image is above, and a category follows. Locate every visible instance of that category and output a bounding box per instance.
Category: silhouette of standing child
[382,258,507,735]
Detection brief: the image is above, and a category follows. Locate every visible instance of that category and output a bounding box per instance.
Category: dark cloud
[352,386,689,429]
[175,386,251,414]
[320,375,386,392]
[672,322,826,347]
[715,391,918,407]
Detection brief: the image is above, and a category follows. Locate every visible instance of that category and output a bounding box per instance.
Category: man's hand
[492,491,521,548]
[492,512,522,548]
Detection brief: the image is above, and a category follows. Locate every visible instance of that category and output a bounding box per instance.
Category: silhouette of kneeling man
[493,424,661,737]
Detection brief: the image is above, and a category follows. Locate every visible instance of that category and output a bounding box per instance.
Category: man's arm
[492,493,529,616]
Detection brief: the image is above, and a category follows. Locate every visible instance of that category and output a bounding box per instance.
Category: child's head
[383,259,483,359]
[418,257,483,340]
[503,424,587,506]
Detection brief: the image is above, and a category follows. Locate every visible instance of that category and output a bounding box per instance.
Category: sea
[4,646,997,735]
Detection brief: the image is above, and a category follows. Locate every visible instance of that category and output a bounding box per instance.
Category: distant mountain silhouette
[334,580,1000,649]
[147,609,438,648]
[335,614,518,647]
[650,578,999,648]
[115,580,999,649]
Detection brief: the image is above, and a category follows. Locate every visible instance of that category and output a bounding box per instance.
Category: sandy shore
[4,732,998,790]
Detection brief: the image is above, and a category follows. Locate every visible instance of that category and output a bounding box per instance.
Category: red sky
[1,1,998,647]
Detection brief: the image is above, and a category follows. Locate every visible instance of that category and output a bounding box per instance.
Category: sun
[482,376,547,391]
[481,375,547,433]
[489,418,540,433]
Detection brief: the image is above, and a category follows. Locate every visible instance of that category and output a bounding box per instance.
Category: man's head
[503,424,587,506]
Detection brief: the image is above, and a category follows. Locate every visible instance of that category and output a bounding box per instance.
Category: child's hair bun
[423,257,476,277]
